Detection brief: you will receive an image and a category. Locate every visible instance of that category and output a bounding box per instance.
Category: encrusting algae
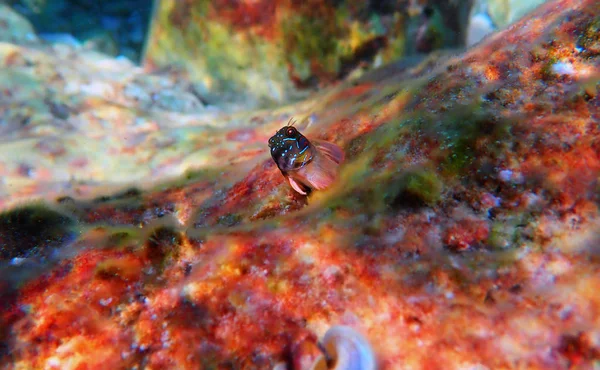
[1,0,600,369]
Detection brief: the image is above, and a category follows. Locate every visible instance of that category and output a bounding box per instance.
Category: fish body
[268,124,344,195]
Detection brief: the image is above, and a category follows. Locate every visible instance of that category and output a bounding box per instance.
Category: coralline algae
[0,0,599,369]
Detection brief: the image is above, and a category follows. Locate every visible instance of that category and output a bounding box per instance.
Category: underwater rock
[37,32,82,47]
[0,0,599,369]
[486,0,549,28]
[404,0,474,55]
[465,12,496,46]
[7,0,153,62]
[81,29,119,56]
[0,4,38,44]
[143,0,419,109]
[143,0,480,109]
[466,0,550,46]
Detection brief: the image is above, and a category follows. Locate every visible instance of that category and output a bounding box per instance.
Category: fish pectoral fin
[312,139,345,165]
[287,177,310,195]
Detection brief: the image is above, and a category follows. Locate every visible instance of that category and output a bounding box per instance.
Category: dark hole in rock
[0,204,75,260]
[145,225,183,270]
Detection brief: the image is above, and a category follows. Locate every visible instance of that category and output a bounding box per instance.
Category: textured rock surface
[0,0,599,369]
[142,0,469,109]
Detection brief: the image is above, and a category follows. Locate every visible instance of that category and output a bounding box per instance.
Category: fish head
[268,125,314,172]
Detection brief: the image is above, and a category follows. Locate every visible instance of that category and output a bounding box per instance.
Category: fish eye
[286,127,297,137]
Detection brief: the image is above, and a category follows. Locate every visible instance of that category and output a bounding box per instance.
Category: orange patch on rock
[209,0,278,39]
[443,219,490,252]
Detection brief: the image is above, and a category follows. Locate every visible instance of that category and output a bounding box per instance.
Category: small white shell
[310,326,376,370]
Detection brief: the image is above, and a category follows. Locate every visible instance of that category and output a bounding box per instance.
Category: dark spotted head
[268,124,314,172]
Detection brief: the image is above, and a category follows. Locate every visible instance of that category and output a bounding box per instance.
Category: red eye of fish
[286,127,296,136]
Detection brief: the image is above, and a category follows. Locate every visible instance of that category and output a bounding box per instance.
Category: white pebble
[498,169,513,182]
[551,61,576,76]
[466,13,495,47]
[99,297,113,306]
[10,257,26,265]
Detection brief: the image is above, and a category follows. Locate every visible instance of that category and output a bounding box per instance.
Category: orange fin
[287,176,310,195]
[312,139,345,165]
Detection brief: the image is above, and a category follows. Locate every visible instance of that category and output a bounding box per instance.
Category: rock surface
[142,0,471,109]
[0,0,599,369]
[0,4,38,44]
[466,0,550,46]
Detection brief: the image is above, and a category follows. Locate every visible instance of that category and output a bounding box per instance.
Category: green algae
[145,0,295,106]
[315,150,441,216]
[484,205,540,252]
[159,167,227,190]
[94,258,138,281]
[216,213,243,227]
[487,219,524,251]
[106,229,139,247]
[540,56,559,81]
[431,104,511,176]
[384,168,443,208]
[402,169,442,204]
[281,13,341,79]
[378,13,406,64]
[577,16,600,55]
[308,91,511,215]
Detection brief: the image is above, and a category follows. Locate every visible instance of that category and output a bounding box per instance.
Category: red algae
[209,0,279,39]
[6,248,146,369]
[443,219,490,252]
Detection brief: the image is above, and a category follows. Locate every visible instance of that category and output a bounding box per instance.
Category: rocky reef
[143,0,470,109]
[0,0,599,369]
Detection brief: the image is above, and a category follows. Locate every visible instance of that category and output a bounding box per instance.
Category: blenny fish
[268,120,344,195]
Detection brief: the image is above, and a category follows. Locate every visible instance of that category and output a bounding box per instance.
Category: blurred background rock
[142,0,477,109]
[2,0,153,62]
[466,0,549,46]
[0,0,549,109]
